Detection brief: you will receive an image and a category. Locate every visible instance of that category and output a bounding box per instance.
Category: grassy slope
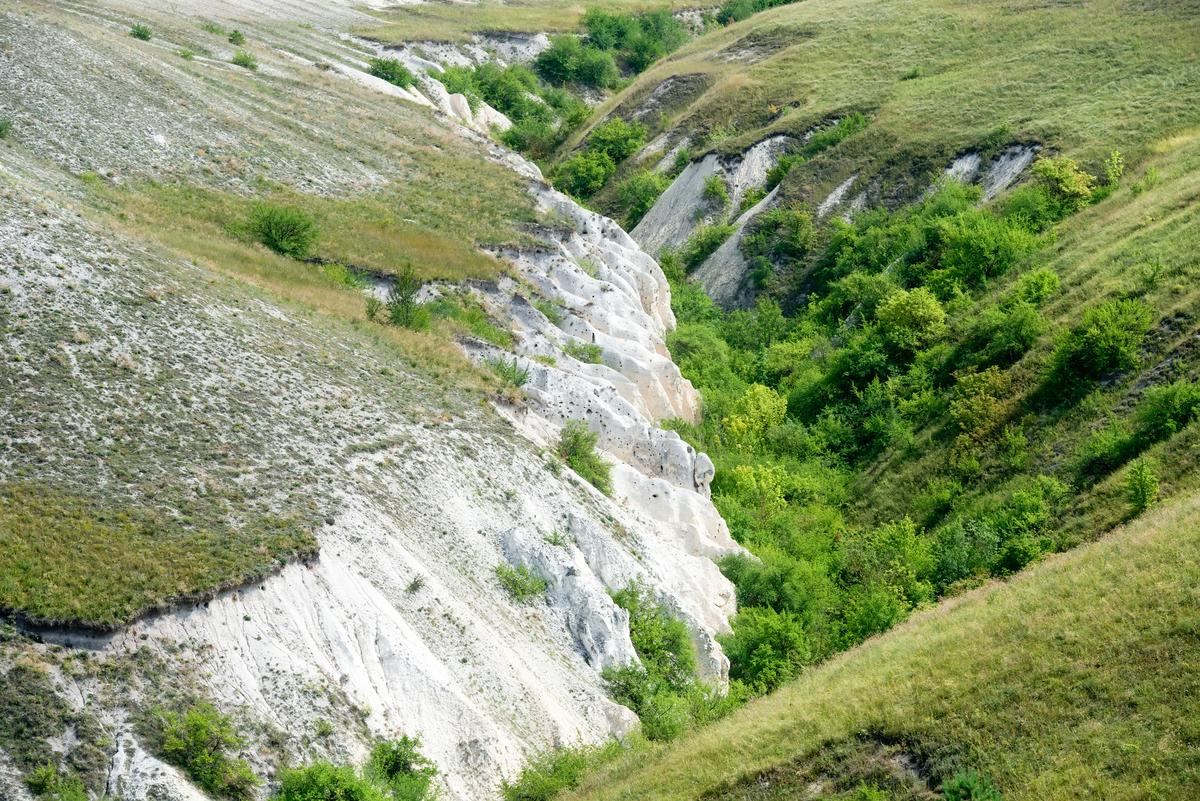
[569,491,1200,801]
[578,0,1200,194]
[361,0,693,44]
[1,5,529,628]
[853,129,1200,539]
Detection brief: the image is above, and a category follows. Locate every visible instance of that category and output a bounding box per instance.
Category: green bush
[385,267,424,329]
[0,119,11,139]
[875,287,946,355]
[277,763,388,801]
[703,175,730,208]
[227,29,246,45]
[1133,380,1200,443]
[1032,155,1095,214]
[486,356,531,387]
[942,770,1003,801]
[1049,298,1152,383]
[365,737,438,801]
[1126,458,1159,515]
[1012,267,1060,306]
[368,57,416,88]
[500,745,623,801]
[495,564,549,602]
[616,170,670,227]
[587,118,647,164]
[232,51,258,71]
[534,36,619,89]
[247,203,318,259]
[930,211,1039,292]
[552,150,616,198]
[153,703,258,801]
[25,764,87,801]
[557,421,612,494]
[681,223,735,269]
[719,606,811,693]
[130,23,152,40]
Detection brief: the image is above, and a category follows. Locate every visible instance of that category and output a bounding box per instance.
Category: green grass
[360,0,693,44]
[96,180,523,283]
[568,491,1200,801]
[577,0,1200,174]
[0,484,316,628]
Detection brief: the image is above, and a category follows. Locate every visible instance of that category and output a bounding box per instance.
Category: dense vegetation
[569,493,1200,801]
[659,154,1158,694]
[535,9,688,90]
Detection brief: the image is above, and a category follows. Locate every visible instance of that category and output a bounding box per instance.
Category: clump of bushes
[149,703,258,801]
[1048,298,1152,387]
[25,764,87,801]
[130,23,152,40]
[501,742,624,801]
[535,9,687,89]
[552,117,647,199]
[495,564,548,602]
[277,738,438,801]
[368,57,416,88]
[604,583,740,740]
[228,29,246,46]
[557,421,612,494]
[616,170,670,226]
[232,51,258,71]
[247,202,318,259]
[680,223,735,269]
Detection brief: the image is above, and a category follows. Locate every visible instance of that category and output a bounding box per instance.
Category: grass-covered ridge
[578,0,1200,202]
[568,491,1200,801]
[0,485,316,629]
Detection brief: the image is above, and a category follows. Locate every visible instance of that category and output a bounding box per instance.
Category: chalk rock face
[631,135,793,257]
[693,185,782,309]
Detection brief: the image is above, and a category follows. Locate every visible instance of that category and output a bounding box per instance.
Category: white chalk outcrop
[0,7,741,801]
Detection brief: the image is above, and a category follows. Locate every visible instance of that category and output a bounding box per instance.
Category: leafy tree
[876,287,947,355]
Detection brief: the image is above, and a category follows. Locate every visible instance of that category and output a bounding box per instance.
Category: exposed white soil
[0,3,740,801]
[941,145,1040,200]
[692,186,781,309]
[631,135,793,257]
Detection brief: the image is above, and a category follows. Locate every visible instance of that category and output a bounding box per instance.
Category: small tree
[368,57,416,88]
[247,203,317,259]
[557,421,612,495]
[876,287,947,355]
[1126,458,1159,515]
[386,266,423,328]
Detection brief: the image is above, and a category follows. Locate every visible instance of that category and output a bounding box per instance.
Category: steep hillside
[567,489,1200,801]
[0,1,737,800]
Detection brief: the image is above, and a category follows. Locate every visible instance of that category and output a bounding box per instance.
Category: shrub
[765,152,803,189]
[500,746,616,801]
[247,202,318,258]
[130,23,152,40]
[680,223,735,269]
[960,301,1045,368]
[227,29,246,45]
[1126,458,1159,515]
[1000,184,1061,231]
[232,51,258,71]
[25,764,87,801]
[875,287,946,355]
[552,150,616,198]
[495,564,548,602]
[719,606,810,693]
[365,737,438,801]
[277,763,387,801]
[1133,380,1200,443]
[385,267,424,328]
[534,36,619,89]
[703,175,730,208]
[557,421,612,494]
[743,206,813,262]
[1074,420,1134,480]
[0,119,11,139]
[365,295,383,322]
[942,770,1003,801]
[178,48,196,60]
[533,298,563,325]
[612,583,697,686]
[1012,267,1060,306]
[1049,298,1152,383]
[1032,155,1095,214]
[368,57,415,88]
[563,340,602,363]
[931,211,1039,291]
[587,118,647,163]
[616,170,670,227]
[486,356,530,387]
[154,703,258,801]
